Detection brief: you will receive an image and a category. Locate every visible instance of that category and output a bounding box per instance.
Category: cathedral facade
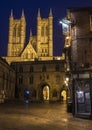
[2,9,67,102]
[5,9,56,64]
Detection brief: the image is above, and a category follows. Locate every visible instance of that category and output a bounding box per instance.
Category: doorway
[43,85,49,101]
[61,90,67,102]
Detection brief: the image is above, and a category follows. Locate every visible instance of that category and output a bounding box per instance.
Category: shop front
[72,70,92,119]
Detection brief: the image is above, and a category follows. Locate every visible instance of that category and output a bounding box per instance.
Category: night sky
[0,0,92,56]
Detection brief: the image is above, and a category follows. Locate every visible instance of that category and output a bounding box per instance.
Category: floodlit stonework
[3,9,65,64]
[11,60,66,102]
[2,9,67,102]
[0,57,15,102]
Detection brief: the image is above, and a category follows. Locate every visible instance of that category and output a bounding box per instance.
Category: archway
[61,90,67,102]
[43,85,49,101]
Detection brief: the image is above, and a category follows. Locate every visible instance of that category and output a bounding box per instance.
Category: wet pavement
[0,101,92,130]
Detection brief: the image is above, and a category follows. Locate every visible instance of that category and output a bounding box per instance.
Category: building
[11,60,67,102]
[4,9,64,64]
[67,7,92,68]
[61,7,92,118]
[1,9,67,103]
[0,57,15,103]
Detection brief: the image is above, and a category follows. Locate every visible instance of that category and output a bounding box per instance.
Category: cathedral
[1,9,67,103]
[4,9,64,64]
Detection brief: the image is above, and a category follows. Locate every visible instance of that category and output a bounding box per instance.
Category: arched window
[46,26,48,36]
[41,26,44,36]
[13,26,16,37]
[18,25,21,37]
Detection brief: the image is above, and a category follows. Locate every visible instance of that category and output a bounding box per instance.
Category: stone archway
[43,85,49,101]
[61,90,67,102]
[38,83,50,102]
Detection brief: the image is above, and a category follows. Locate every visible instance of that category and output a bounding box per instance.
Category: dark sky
[0,0,92,56]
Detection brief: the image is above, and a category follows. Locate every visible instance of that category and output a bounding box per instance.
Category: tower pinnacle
[22,9,25,17]
[49,8,52,17]
[37,8,41,17]
[10,9,13,17]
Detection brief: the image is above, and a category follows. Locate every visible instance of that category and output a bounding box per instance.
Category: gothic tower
[37,9,53,57]
[7,10,26,56]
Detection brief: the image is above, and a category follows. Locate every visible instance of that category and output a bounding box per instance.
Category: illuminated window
[18,25,21,36]
[13,26,16,36]
[46,26,48,36]
[41,26,44,36]
[90,15,92,31]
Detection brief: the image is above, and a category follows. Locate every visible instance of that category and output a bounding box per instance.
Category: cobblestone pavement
[0,101,92,130]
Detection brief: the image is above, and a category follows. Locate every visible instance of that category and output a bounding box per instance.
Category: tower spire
[30,29,32,37]
[49,8,52,17]
[10,9,13,17]
[38,8,41,17]
[22,9,25,17]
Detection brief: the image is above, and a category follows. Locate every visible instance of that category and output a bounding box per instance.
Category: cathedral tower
[37,9,53,57]
[7,10,26,56]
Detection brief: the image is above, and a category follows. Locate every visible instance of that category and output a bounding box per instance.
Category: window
[13,26,16,37]
[90,15,92,31]
[41,26,44,36]
[29,75,34,84]
[55,65,60,71]
[56,75,60,84]
[47,75,49,79]
[18,25,21,37]
[46,26,48,36]
[90,38,92,50]
[42,65,46,72]
[30,66,34,72]
[19,66,23,73]
[19,76,23,84]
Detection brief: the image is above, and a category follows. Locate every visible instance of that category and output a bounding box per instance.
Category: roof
[67,6,92,12]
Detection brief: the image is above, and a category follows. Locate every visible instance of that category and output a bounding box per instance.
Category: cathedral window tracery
[41,26,44,36]
[46,25,48,36]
